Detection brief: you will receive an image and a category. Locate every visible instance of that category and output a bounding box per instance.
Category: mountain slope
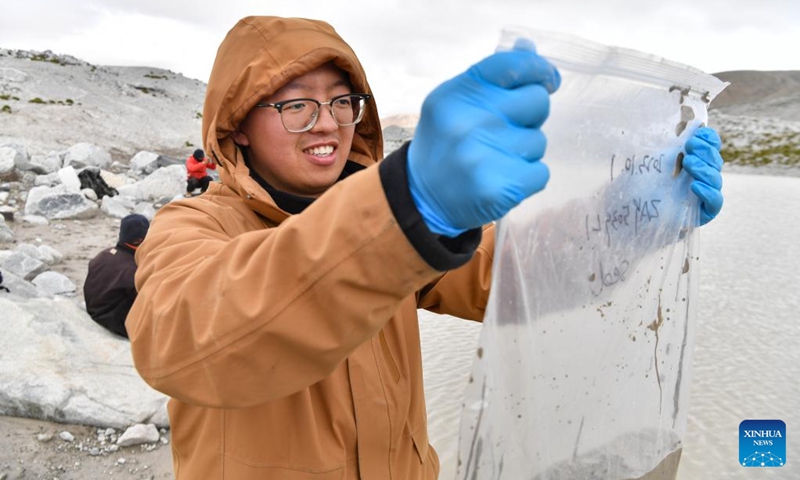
[709,70,800,171]
[1,49,798,172]
[0,48,205,160]
[711,70,800,121]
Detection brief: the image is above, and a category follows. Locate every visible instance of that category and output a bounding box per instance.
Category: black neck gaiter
[243,152,366,214]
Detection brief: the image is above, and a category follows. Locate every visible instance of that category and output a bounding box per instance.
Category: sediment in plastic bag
[455,27,727,480]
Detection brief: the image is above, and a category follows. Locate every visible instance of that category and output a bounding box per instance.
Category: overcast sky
[2,0,798,116]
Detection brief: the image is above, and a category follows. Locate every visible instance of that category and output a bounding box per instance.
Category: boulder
[99,170,129,190]
[132,202,156,221]
[57,166,82,192]
[13,243,51,264]
[31,271,76,296]
[0,269,45,298]
[0,146,20,179]
[0,296,169,428]
[38,244,64,264]
[129,151,161,175]
[100,195,132,218]
[2,250,48,281]
[24,184,99,220]
[26,152,63,174]
[63,143,112,170]
[34,171,60,187]
[116,164,186,201]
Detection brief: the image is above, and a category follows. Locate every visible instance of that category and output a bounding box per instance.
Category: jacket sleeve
[380,141,491,320]
[417,223,494,321]
[128,148,480,408]
[185,158,206,176]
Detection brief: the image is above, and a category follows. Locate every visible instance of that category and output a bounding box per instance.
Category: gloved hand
[682,127,724,226]
[407,46,561,237]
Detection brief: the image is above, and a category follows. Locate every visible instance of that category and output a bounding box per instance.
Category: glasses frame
[255,93,372,133]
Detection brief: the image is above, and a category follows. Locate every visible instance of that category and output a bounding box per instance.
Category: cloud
[0,0,101,43]
[2,0,799,115]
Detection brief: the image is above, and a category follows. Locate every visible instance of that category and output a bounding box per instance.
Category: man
[84,213,149,338]
[127,17,724,479]
[185,148,217,196]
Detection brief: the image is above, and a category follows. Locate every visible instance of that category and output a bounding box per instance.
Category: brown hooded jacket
[127,16,494,479]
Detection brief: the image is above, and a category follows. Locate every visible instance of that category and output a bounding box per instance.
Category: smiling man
[232,64,365,199]
[126,15,724,480]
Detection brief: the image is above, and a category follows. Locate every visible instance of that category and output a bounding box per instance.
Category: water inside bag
[455,27,728,480]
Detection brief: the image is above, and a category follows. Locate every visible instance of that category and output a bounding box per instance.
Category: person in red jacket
[185,148,217,196]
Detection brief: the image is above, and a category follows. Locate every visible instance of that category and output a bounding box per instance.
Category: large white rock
[63,143,112,170]
[24,184,99,220]
[2,250,48,281]
[34,171,60,187]
[116,164,186,201]
[0,269,44,298]
[129,151,161,175]
[0,146,20,177]
[99,170,129,189]
[31,271,76,296]
[0,142,33,172]
[14,243,51,264]
[57,166,82,192]
[38,244,64,264]
[27,152,63,174]
[132,202,156,221]
[0,296,169,428]
[100,195,132,218]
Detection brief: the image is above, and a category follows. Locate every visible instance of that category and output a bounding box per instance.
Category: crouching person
[84,213,149,338]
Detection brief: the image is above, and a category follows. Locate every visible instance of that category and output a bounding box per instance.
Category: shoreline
[723,163,800,178]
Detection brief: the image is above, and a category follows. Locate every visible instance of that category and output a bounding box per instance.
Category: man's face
[232,64,356,198]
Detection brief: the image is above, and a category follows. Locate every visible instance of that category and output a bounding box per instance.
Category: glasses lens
[331,95,367,127]
[280,99,318,132]
[278,95,368,132]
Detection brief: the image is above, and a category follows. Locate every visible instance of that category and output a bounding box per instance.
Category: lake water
[419,172,800,480]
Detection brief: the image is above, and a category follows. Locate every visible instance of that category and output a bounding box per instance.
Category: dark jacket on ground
[84,243,138,338]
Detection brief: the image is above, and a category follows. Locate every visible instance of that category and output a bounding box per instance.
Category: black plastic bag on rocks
[78,168,118,198]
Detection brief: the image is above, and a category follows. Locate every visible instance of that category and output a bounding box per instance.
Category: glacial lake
[419,172,800,479]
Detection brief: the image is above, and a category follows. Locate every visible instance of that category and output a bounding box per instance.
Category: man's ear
[230,128,250,146]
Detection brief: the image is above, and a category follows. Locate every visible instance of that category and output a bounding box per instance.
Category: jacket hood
[202,16,383,214]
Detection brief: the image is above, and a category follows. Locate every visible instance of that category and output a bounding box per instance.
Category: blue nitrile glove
[682,127,724,226]
[407,47,561,237]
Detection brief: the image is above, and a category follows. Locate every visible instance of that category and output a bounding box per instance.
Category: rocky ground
[0,415,173,480]
[1,216,175,480]
[6,215,120,298]
[0,48,203,162]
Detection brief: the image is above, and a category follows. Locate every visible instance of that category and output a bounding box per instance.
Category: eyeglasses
[255,93,371,133]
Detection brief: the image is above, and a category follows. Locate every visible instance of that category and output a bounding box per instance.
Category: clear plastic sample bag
[456,28,727,480]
